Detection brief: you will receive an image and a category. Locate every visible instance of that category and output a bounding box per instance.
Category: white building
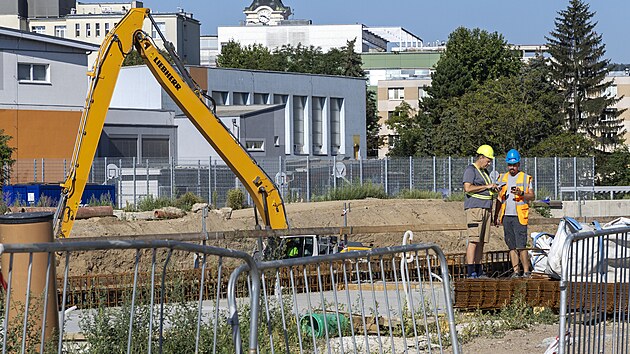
[0,0,201,65]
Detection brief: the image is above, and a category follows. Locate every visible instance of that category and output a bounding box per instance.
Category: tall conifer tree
[546,0,625,150]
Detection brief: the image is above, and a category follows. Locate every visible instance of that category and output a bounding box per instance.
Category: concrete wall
[560,200,630,218]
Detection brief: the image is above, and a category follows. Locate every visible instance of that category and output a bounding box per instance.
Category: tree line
[213,1,627,185]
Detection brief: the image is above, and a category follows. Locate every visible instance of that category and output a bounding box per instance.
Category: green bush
[226,188,246,209]
[313,181,387,201]
[396,188,443,199]
[135,195,174,212]
[175,192,204,211]
[87,193,114,207]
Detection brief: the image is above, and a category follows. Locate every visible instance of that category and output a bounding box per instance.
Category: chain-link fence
[7,156,595,208]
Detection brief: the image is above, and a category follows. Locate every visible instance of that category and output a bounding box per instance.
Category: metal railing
[8,156,595,208]
[0,239,461,353]
[558,225,630,354]
[232,243,461,354]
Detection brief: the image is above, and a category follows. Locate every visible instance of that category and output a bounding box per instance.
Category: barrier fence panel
[227,243,461,354]
[558,226,630,354]
[0,239,257,353]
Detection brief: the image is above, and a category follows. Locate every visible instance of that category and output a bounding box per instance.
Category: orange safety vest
[498,171,532,225]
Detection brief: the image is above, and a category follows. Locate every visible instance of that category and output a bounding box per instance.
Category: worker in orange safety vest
[493,149,535,278]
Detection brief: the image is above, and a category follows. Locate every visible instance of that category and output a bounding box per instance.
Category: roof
[245,0,290,11]
[0,27,99,51]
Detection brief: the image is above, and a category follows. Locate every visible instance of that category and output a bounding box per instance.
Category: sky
[105,0,630,63]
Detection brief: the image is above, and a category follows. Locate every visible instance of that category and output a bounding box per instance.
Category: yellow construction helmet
[476,145,495,159]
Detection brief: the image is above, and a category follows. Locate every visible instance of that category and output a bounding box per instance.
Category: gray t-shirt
[503,172,533,216]
[463,164,492,210]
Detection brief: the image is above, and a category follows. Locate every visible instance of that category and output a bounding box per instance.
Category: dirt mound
[64,199,557,275]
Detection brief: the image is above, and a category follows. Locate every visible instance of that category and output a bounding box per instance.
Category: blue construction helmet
[506,149,521,164]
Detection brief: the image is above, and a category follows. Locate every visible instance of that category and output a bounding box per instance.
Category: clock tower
[244,0,292,26]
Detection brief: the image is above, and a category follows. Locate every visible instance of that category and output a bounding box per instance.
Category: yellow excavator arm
[54,8,288,238]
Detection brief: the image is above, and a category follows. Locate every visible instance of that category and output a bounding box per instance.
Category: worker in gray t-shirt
[462,145,498,278]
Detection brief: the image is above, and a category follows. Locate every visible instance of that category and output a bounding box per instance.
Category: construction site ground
[65,198,565,353]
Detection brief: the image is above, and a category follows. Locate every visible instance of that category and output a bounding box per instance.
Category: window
[274,94,288,105]
[54,25,66,38]
[110,138,137,158]
[31,26,45,34]
[604,84,617,98]
[95,23,100,37]
[86,23,91,37]
[312,97,325,154]
[245,140,265,151]
[105,23,110,35]
[388,88,404,100]
[212,91,228,105]
[75,23,80,37]
[253,93,269,104]
[233,92,249,105]
[418,87,429,99]
[330,98,343,154]
[142,137,169,158]
[293,96,306,154]
[152,22,166,38]
[17,63,49,83]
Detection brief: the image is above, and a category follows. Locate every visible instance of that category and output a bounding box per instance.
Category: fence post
[554,157,558,200]
[41,158,45,183]
[208,156,216,203]
[306,156,310,202]
[359,157,363,186]
[333,155,337,190]
[432,156,436,192]
[33,159,37,182]
[118,158,123,209]
[384,157,388,195]
[89,158,94,183]
[448,156,452,196]
[170,156,175,200]
[213,160,217,206]
[533,157,538,197]
[409,156,413,190]
[197,160,202,197]
[573,156,577,201]
[64,159,67,180]
[146,159,150,198]
[278,156,284,199]
[103,157,108,183]
[132,157,137,207]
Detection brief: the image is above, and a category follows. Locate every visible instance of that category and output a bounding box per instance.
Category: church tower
[244,0,291,26]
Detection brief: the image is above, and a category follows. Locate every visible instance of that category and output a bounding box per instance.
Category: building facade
[0,0,201,65]
[107,66,367,162]
[0,27,98,182]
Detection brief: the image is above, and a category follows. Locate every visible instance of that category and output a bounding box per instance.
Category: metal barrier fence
[558,225,630,354]
[0,239,256,354]
[231,243,461,354]
[8,156,595,208]
[0,240,461,353]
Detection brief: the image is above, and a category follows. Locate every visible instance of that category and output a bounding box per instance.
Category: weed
[312,181,387,201]
[226,188,246,209]
[396,189,443,199]
[174,192,204,211]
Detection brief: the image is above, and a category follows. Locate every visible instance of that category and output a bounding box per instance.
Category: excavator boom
[54,8,288,238]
